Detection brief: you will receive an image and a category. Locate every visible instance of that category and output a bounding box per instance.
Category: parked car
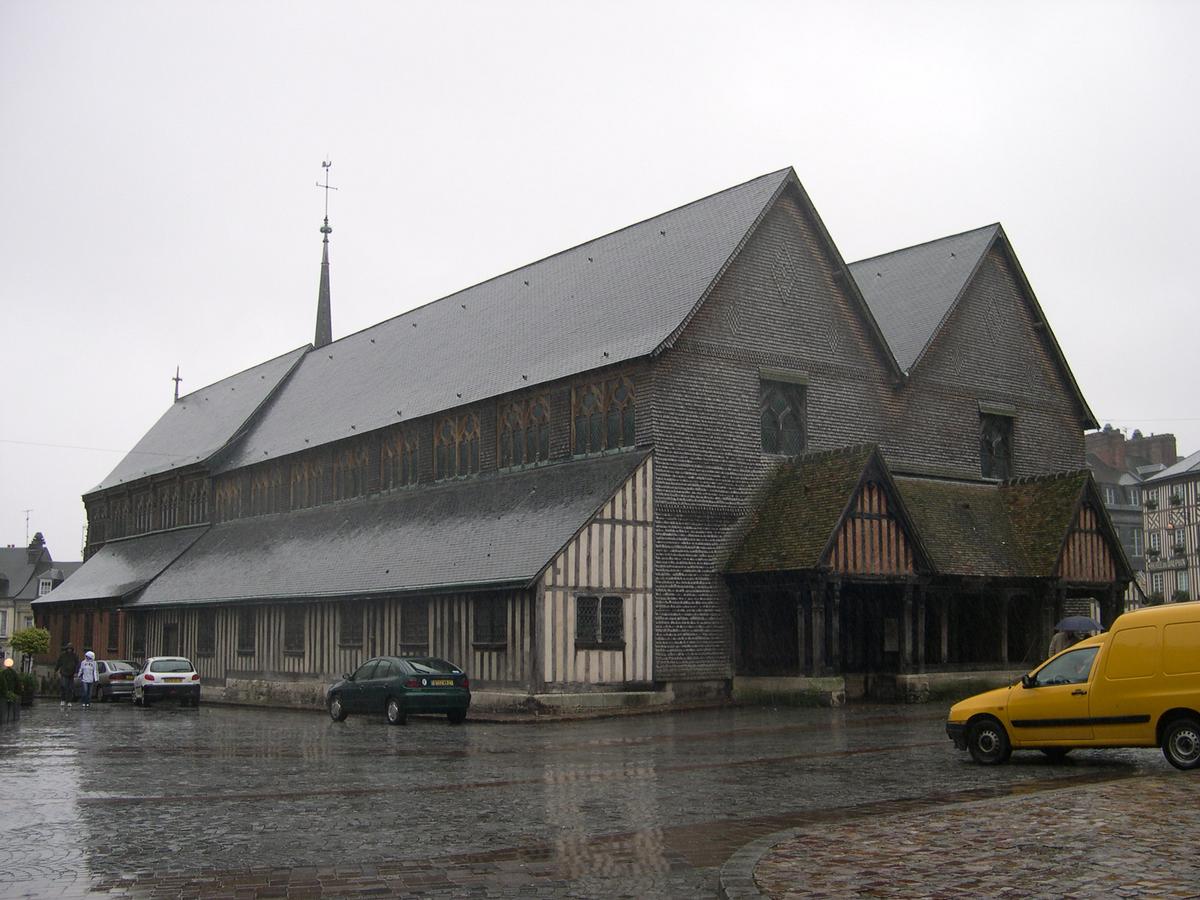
[327,656,470,725]
[947,601,1200,770]
[134,657,201,707]
[73,659,139,702]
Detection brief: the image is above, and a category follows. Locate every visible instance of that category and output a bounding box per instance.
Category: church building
[35,168,1131,709]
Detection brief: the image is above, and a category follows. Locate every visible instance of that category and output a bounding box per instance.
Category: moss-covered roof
[730,445,1111,580]
[727,445,875,574]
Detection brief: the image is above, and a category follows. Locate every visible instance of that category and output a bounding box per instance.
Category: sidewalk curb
[719,827,799,900]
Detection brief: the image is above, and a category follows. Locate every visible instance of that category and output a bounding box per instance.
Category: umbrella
[1055,615,1102,633]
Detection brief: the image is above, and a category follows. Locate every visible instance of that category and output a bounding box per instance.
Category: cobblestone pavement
[742,772,1200,899]
[0,700,1184,898]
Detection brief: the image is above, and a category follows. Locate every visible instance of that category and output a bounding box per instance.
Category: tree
[10,626,50,672]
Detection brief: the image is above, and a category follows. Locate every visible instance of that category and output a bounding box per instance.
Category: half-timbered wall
[125,590,534,688]
[1057,505,1118,585]
[827,481,916,576]
[539,456,654,689]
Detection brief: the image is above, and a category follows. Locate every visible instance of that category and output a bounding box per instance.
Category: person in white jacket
[78,651,98,709]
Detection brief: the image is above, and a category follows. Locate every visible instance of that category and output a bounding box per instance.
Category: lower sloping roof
[131,450,649,607]
[728,444,1123,583]
[32,526,208,605]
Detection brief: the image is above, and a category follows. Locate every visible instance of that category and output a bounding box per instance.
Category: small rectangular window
[283,607,305,655]
[1150,531,1162,552]
[473,597,507,647]
[980,413,1014,480]
[197,610,216,656]
[400,600,429,654]
[1152,573,1164,595]
[339,602,363,648]
[107,612,120,654]
[237,608,256,655]
[575,595,625,648]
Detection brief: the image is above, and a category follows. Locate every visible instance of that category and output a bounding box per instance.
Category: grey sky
[3,0,1197,559]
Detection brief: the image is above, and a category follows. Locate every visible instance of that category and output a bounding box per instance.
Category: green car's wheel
[386,697,407,726]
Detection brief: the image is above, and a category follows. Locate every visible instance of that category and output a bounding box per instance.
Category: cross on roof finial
[317,159,337,235]
[173,365,183,402]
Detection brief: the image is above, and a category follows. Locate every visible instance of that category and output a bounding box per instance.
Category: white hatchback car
[134,657,201,707]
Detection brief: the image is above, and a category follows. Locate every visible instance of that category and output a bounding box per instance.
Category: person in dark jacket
[55,643,79,707]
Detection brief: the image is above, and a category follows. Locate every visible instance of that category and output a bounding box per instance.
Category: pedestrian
[1048,629,1083,658]
[78,651,98,708]
[55,642,79,707]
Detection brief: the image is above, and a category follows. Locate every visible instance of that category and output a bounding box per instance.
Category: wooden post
[999,591,1010,665]
[916,583,926,673]
[809,578,825,675]
[795,587,807,677]
[939,593,950,665]
[829,578,842,674]
[1040,585,1056,659]
[900,581,914,673]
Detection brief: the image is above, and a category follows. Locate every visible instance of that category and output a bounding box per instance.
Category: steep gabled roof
[849,225,1097,428]
[849,225,999,373]
[91,346,309,492]
[0,546,50,601]
[726,445,877,574]
[217,171,795,472]
[132,451,648,606]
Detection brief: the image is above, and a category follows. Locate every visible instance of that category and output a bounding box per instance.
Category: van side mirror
[1021,674,1035,689]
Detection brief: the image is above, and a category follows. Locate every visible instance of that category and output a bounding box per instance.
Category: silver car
[74,659,139,702]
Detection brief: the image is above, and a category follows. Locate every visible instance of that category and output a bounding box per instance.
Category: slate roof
[848,225,999,373]
[32,526,207,605]
[216,171,793,472]
[726,445,875,574]
[131,451,648,607]
[0,546,49,601]
[92,346,308,492]
[1143,448,1200,483]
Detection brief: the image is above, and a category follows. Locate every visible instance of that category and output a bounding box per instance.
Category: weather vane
[317,159,337,235]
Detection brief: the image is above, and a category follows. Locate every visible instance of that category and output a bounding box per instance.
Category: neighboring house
[0,535,79,669]
[1141,449,1200,604]
[34,168,1129,708]
[1086,450,1146,609]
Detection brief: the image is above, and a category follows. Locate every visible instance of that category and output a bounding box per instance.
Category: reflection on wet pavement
[0,701,1176,898]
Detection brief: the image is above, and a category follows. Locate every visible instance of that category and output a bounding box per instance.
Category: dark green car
[326,656,471,725]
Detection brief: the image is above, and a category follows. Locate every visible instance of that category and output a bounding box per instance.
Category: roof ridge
[174,344,311,403]
[847,223,1001,268]
[312,169,796,352]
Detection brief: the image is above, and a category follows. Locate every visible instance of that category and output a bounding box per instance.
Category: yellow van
[946,601,1200,770]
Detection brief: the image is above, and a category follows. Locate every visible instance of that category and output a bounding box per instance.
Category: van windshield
[1034,646,1099,686]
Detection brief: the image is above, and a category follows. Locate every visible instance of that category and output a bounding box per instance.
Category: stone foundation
[732,676,846,707]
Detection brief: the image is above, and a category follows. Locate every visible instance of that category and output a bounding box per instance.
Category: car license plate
[165,677,183,683]
[431,679,454,686]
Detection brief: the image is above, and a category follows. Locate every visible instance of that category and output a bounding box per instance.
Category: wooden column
[809,578,825,676]
[939,593,950,665]
[916,583,927,673]
[795,587,807,677]
[900,581,914,673]
[828,578,842,674]
[999,591,1010,665]
[1040,584,1056,658]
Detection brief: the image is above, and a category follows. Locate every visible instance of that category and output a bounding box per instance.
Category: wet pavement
[0,699,1188,898]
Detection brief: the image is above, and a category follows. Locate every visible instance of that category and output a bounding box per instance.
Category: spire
[314,160,337,349]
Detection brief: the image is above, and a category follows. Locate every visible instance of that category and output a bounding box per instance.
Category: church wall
[538,455,654,689]
[883,246,1087,478]
[648,186,897,682]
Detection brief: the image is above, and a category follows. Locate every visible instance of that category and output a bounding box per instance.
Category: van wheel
[967,717,1011,765]
[1162,717,1200,770]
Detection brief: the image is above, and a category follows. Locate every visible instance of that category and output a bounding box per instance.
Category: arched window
[435,414,481,480]
[573,378,635,456]
[760,381,806,456]
[381,430,418,490]
[499,397,551,469]
[333,444,370,501]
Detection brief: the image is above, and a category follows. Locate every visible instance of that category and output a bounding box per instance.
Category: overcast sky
[3,0,1197,560]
